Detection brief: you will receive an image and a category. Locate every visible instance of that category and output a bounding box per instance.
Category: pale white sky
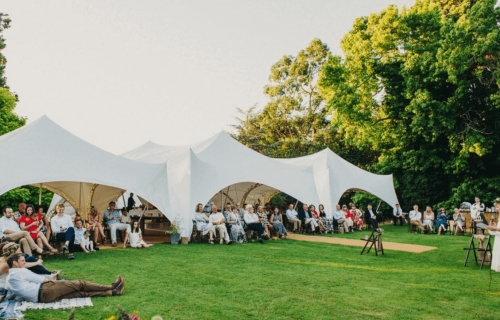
[1,0,414,154]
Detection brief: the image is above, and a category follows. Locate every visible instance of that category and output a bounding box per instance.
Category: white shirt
[209,212,225,224]
[333,210,345,220]
[393,207,402,217]
[471,202,485,220]
[50,214,74,233]
[6,268,45,303]
[0,216,21,238]
[74,227,86,245]
[409,210,421,221]
[244,212,259,225]
[286,209,298,220]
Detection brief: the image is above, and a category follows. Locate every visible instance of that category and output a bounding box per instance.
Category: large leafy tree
[319,0,500,208]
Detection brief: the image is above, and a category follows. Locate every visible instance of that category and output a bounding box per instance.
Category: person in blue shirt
[104,202,131,247]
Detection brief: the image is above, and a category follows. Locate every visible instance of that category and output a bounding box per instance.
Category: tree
[319,0,500,208]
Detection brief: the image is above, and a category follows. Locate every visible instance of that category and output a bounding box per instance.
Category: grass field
[26,226,499,319]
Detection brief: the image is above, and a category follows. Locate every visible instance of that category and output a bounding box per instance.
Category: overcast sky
[0,0,414,154]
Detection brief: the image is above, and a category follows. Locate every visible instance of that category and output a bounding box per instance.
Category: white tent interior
[0,116,171,222]
[122,131,399,237]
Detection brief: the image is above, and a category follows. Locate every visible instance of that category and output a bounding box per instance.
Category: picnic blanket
[0,297,92,319]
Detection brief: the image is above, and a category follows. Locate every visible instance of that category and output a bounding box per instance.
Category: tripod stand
[361,229,384,256]
[463,233,492,269]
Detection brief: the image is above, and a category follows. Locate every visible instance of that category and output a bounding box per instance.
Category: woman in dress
[435,208,449,235]
[318,204,333,234]
[19,204,58,253]
[309,205,327,234]
[422,206,435,233]
[194,203,215,244]
[270,207,288,239]
[126,221,153,248]
[343,205,354,232]
[487,198,500,272]
[227,207,246,243]
[87,206,107,244]
[453,208,465,235]
[257,206,273,238]
[350,206,364,231]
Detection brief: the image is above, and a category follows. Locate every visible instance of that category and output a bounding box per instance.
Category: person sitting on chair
[409,204,425,232]
[0,206,45,256]
[50,203,76,260]
[286,203,301,232]
[104,202,131,247]
[87,206,106,245]
[366,205,378,230]
[5,253,125,303]
[422,206,435,233]
[393,204,403,226]
[243,204,266,243]
[333,204,349,233]
[270,207,287,239]
[208,205,232,245]
[453,208,465,235]
[343,205,354,232]
[436,208,448,235]
[351,205,364,231]
[298,204,318,233]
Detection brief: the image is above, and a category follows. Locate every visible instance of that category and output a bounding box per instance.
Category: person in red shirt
[19,204,57,253]
[350,205,364,231]
[342,205,354,232]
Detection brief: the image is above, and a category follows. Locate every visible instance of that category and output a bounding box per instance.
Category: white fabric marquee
[122,131,399,236]
[0,116,171,221]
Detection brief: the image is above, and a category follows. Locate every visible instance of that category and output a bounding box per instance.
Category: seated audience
[409,204,425,232]
[333,204,349,233]
[208,205,232,245]
[19,204,58,253]
[453,208,465,235]
[243,204,266,243]
[194,203,215,241]
[0,206,44,256]
[318,204,333,234]
[104,202,131,247]
[299,203,318,233]
[226,207,246,243]
[6,253,125,302]
[393,203,403,226]
[1,242,57,278]
[270,207,287,239]
[436,208,449,235]
[351,205,364,231]
[365,204,378,230]
[343,205,354,232]
[74,220,95,252]
[87,206,107,245]
[12,202,25,223]
[127,221,153,248]
[36,205,49,236]
[422,206,435,233]
[309,205,327,234]
[257,206,273,238]
[286,203,301,232]
[50,203,76,260]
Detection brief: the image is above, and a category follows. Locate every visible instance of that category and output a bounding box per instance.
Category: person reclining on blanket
[5,253,125,303]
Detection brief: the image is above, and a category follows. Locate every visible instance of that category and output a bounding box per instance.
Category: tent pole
[122,193,126,210]
[223,186,230,211]
[38,184,42,206]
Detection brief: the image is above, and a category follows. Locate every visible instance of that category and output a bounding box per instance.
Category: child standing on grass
[81,231,95,253]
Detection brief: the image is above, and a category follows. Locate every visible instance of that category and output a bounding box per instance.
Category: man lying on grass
[5,253,125,303]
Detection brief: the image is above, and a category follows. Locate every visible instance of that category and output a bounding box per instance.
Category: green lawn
[26,226,499,319]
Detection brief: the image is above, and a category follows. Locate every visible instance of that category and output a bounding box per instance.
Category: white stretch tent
[122,131,399,236]
[0,116,171,221]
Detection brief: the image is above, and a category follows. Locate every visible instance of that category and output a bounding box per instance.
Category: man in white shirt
[6,253,124,303]
[244,204,266,243]
[0,206,44,256]
[208,205,232,245]
[366,204,379,229]
[332,204,349,233]
[286,203,302,232]
[409,204,425,231]
[300,204,319,232]
[471,196,485,221]
[51,203,76,260]
[393,203,403,226]
[104,202,131,247]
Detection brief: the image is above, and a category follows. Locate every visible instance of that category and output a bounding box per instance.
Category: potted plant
[166,216,181,244]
